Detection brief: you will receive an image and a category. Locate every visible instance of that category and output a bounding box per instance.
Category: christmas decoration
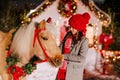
[88,1,111,27]
[111,57,120,78]
[99,8,120,50]
[57,0,77,17]
[99,50,120,77]
[6,52,37,80]
[21,0,55,24]
[6,54,19,67]
[107,9,120,50]
[101,50,120,78]
[99,33,114,50]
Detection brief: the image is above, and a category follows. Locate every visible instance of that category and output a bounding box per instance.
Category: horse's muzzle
[49,54,63,67]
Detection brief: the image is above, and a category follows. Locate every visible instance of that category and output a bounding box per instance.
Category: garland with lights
[106,55,120,78]
[88,1,111,27]
[57,0,77,18]
[21,0,56,24]
[99,50,120,77]
[111,57,120,78]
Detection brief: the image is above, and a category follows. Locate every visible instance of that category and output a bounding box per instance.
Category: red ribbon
[33,28,46,47]
[7,50,11,56]
[33,28,49,63]
[7,65,23,80]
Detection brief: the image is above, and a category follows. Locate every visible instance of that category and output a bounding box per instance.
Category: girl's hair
[72,31,83,44]
[77,31,83,40]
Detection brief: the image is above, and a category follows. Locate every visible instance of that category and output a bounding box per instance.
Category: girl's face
[70,27,78,35]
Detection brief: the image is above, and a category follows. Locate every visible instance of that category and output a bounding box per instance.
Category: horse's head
[0,29,15,50]
[34,20,63,67]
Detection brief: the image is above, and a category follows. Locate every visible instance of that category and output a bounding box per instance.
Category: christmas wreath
[6,53,38,80]
[57,0,77,17]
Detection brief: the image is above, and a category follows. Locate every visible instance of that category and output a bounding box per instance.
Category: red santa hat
[69,12,90,31]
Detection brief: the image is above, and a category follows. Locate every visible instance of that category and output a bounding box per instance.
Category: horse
[0,29,15,80]
[3,20,63,80]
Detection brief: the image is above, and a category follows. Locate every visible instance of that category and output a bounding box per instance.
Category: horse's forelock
[46,22,60,45]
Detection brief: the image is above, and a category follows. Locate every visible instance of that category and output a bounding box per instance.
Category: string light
[88,1,111,27]
[21,0,77,23]
[87,23,100,50]
[100,50,120,62]
[21,0,55,24]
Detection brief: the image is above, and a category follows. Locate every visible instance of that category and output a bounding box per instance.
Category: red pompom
[69,12,90,31]
[83,13,90,20]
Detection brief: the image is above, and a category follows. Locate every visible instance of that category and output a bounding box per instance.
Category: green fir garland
[6,53,37,75]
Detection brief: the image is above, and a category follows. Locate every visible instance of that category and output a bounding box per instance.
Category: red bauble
[99,33,114,50]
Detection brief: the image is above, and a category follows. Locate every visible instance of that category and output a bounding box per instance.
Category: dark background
[0,0,119,21]
[0,0,120,12]
[0,0,119,23]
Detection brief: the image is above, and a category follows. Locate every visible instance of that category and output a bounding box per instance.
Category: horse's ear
[8,28,16,34]
[38,20,46,29]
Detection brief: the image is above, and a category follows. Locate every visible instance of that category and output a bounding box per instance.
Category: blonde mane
[11,21,35,59]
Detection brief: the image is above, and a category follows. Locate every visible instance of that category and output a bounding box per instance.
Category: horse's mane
[11,21,35,57]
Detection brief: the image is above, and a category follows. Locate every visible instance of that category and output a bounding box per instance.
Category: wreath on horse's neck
[6,53,38,80]
[57,0,77,18]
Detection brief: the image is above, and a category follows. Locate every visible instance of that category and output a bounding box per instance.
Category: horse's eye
[41,36,48,40]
